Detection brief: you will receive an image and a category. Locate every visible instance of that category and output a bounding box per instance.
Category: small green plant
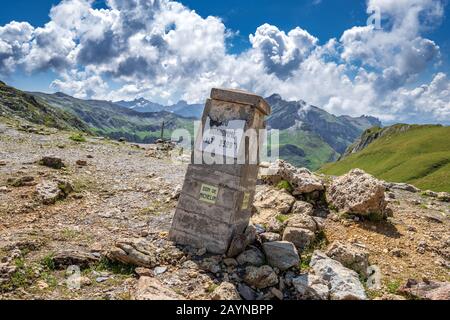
[69,133,87,142]
[40,271,58,289]
[93,257,135,275]
[299,257,311,272]
[328,203,339,213]
[386,279,402,294]
[276,180,293,193]
[276,214,290,224]
[207,283,219,293]
[40,254,56,271]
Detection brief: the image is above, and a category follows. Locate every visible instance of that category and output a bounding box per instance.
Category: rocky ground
[0,119,449,300]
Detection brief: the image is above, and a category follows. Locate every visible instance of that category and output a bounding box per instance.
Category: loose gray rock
[399,279,450,300]
[260,232,281,243]
[286,214,318,232]
[238,283,257,300]
[52,249,100,269]
[326,241,369,277]
[260,160,324,194]
[292,201,314,215]
[386,182,420,193]
[107,238,159,268]
[244,265,279,289]
[211,282,241,300]
[310,251,367,300]
[293,274,329,300]
[282,227,315,251]
[227,224,257,257]
[236,247,265,266]
[134,276,184,300]
[253,186,295,214]
[262,241,300,271]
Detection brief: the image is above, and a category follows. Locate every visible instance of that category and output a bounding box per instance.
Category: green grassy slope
[320,125,450,192]
[0,81,91,132]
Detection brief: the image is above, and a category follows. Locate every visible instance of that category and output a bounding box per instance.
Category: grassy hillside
[0,81,90,132]
[320,125,450,192]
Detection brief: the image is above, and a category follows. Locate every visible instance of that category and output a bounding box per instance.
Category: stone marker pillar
[169,88,271,254]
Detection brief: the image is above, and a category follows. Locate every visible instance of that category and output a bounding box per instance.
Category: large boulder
[243,265,279,289]
[326,169,388,219]
[134,277,184,300]
[293,274,329,300]
[262,241,300,271]
[260,160,324,194]
[211,282,242,300]
[310,251,367,300]
[326,241,369,277]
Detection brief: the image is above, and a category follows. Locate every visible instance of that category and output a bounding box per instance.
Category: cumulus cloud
[0,0,449,123]
[249,24,318,79]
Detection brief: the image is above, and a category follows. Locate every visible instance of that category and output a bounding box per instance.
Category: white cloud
[0,0,449,123]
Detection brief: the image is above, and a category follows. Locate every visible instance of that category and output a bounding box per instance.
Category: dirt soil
[0,120,449,300]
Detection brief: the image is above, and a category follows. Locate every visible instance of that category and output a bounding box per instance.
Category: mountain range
[1,80,380,170]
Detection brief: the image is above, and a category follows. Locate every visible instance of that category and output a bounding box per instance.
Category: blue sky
[0,0,449,123]
[2,0,449,57]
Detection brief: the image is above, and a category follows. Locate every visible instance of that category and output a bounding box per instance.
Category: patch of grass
[72,176,98,193]
[40,271,58,289]
[299,257,311,272]
[40,253,56,271]
[276,214,290,224]
[69,133,87,142]
[0,257,36,292]
[386,279,402,294]
[276,180,294,193]
[320,125,450,192]
[93,257,135,276]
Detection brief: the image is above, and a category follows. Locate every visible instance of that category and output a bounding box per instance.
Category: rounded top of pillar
[210,88,271,116]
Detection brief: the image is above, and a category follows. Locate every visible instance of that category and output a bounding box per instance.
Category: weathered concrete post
[169,88,271,254]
